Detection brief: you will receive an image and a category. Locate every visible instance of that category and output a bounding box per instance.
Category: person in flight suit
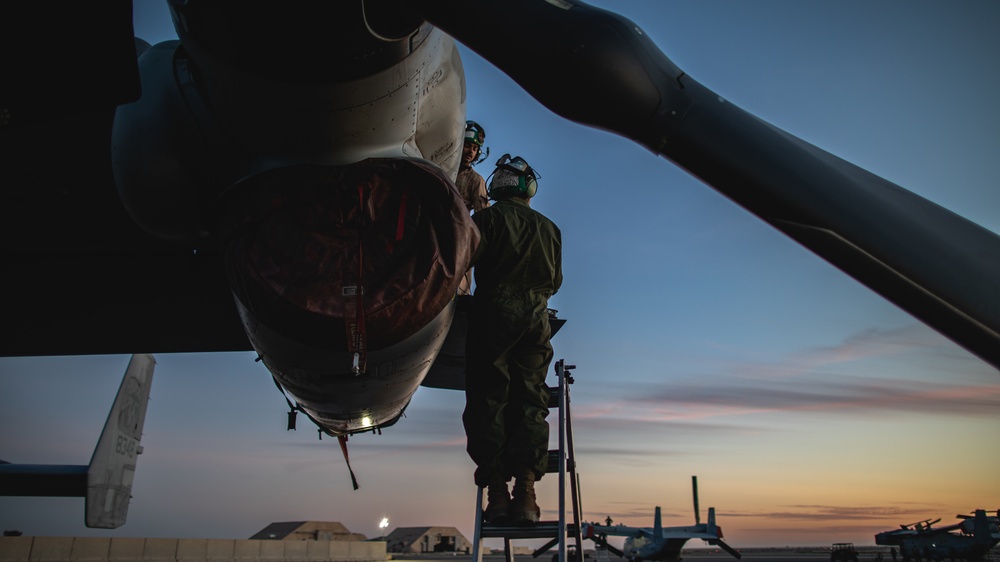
[456,120,489,296]
[456,120,489,213]
[463,154,562,525]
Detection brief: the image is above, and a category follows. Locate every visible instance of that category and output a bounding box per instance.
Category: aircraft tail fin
[653,506,663,542]
[84,353,155,528]
[972,509,992,544]
[0,355,155,528]
[707,507,718,536]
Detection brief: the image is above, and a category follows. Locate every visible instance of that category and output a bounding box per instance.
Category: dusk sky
[1,0,998,550]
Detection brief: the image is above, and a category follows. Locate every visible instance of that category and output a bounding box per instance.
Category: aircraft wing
[660,530,718,540]
[1,6,250,357]
[421,296,567,390]
[4,1,999,371]
[2,237,250,357]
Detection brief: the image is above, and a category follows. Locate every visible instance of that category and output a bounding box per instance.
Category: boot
[510,469,540,525]
[483,475,511,524]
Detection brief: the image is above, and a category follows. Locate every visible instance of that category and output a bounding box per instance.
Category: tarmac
[389,548,886,562]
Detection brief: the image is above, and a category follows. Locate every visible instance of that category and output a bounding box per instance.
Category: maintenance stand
[471,359,584,562]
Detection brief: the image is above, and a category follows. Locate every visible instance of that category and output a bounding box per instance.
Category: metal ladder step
[479,522,579,540]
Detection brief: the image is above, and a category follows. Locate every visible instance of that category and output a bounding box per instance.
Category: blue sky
[1,0,998,549]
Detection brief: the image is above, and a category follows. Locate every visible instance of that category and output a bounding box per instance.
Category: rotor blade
[590,535,625,558]
[692,475,700,525]
[407,0,1000,370]
[713,539,742,560]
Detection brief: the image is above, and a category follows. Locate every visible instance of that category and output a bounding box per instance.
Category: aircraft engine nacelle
[110,1,479,435]
[220,159,477,434]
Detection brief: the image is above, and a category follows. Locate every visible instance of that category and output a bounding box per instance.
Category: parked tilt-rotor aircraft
[874,510,1000,562]
[2,0,999,520]
[582,477,741,561]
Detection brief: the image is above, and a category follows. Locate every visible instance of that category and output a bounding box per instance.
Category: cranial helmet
[465,120,486,146]
[487,154,539,200]
[464,120,489,165]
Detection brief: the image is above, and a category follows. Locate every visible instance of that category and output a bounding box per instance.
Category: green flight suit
[463,197,563,487]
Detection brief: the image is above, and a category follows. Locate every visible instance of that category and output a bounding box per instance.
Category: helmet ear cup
[521,174,538,198]
[488,154,538,199]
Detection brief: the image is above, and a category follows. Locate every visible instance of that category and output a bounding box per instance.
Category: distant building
[384,526,472,554]
[249,521,367,541]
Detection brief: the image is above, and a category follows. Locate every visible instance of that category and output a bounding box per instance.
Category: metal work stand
[471,359,584,562]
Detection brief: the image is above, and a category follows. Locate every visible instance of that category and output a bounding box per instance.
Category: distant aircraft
[581,476,741,561]
[874,510,1000,562]
[2,0,998,504]
[0,355,155,529]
